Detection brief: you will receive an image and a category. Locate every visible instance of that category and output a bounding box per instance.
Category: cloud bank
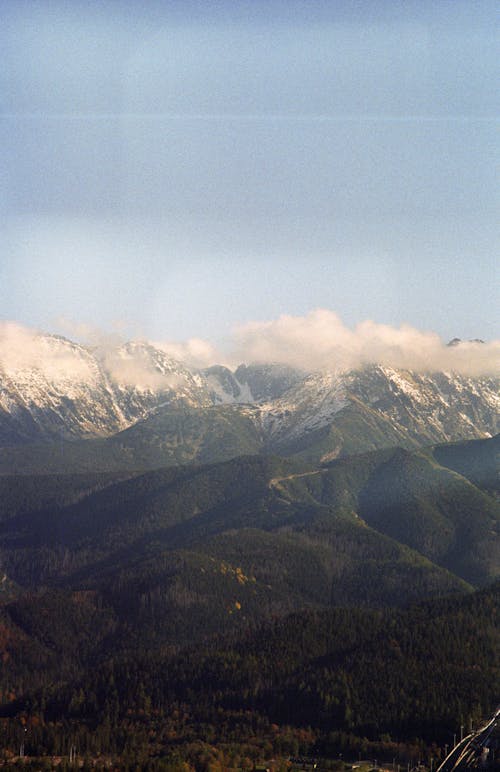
[154,338,222,370]
[231,310,499,376]
[0,322,178,391]
[0,311,498,385]
[55,318,183,390]
[100,347,182,391]
[0,322,94,382]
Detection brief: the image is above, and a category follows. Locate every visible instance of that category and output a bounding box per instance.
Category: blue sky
[1,0,498,348]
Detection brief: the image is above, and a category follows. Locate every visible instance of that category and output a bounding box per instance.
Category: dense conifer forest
[0,435,497,768]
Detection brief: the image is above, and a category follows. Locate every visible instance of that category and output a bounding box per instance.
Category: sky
[0,0,498,360]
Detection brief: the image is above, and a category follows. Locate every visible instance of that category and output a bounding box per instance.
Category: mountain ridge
[0,332,498,473]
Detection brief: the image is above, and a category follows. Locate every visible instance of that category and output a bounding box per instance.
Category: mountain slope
[0,332,498,474]
[0,333,213,446]
[2,437,497,633]
[432,433,499,494]
[258,365,499,463]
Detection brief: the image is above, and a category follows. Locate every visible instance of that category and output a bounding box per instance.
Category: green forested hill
[432,433,499,494]
[0,404,265,476]
[0,439,497,629]
[0,401,496,480]
[0,470,134,524]
[0,436,497,766]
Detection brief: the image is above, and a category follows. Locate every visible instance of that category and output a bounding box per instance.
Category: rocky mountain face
[245,365,498,461]
[233,362,305,401]
[0,332,498,461]
[346,366,499,445]
[0,334,212,444]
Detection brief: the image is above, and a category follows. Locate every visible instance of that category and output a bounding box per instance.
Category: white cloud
[99,349,177,391]
[232,309,500,376]
[0,321,94,382]
[56,319,181,390]
[0,312,498,385]
[55,317,126,349]
[154,338,224,370]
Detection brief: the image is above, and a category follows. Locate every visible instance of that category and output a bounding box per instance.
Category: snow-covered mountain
[0,333,212,444]
[255,364,499,460]
[0,332,498,461]
[346,365,499,445]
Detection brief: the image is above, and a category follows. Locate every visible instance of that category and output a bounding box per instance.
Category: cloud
[99,346,182,391]
[0,321,193,392]
[0,321,94,382]
[231,309,500,376]
[154,338,224,370]
[55,317,126,350]
[0,313,498,386]
[56,319,183,391]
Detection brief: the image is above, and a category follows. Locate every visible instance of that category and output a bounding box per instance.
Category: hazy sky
[1,0,498,350]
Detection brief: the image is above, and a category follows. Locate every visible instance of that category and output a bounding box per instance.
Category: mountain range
[0,329,498,765]
[0,332,498,473]
[0,329,498,616]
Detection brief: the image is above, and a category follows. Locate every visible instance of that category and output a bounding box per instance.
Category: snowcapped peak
[89,338,198,394]
[0,328,498,450]
[0,328,98,387]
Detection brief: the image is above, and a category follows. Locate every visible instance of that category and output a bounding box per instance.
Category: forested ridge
[0,435,497,768]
